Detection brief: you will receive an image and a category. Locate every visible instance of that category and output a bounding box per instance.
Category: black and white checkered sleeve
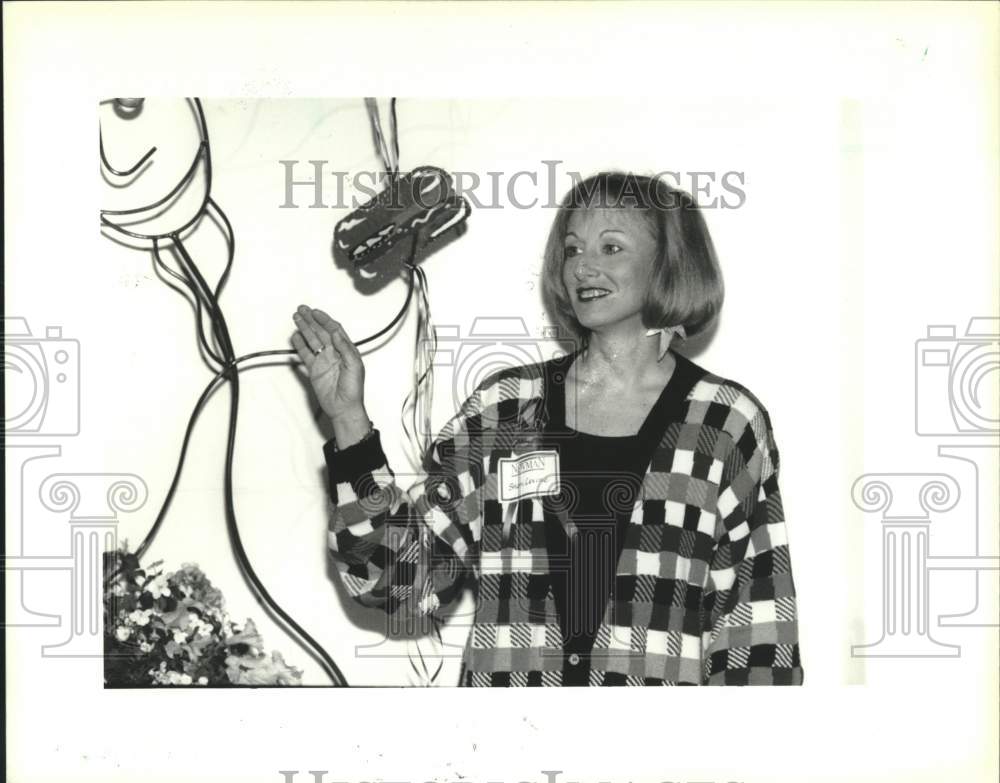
[701,398,804,685]
[323,393,485,618]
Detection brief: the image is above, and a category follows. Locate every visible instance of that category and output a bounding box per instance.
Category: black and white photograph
[96,96,803,690]
[5,2,998,783]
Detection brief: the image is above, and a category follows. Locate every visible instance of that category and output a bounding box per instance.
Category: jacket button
[435,482,452,502]
[567,653,580,666]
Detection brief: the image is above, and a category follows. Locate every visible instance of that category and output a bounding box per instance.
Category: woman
[292,172,804,686]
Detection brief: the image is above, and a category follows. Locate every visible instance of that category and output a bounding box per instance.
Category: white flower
[172,630,188,645]
[135,575,146,587]
[179,674,192,685]
[139,642,153,653]
[197,676,208,685]
[115,626,131,641]
[145,574,171,599]
[128,609,151,626]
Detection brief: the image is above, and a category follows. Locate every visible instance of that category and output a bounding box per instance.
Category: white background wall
[5,3,998,783]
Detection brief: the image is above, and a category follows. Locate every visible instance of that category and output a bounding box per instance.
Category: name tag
[498,449,560,503]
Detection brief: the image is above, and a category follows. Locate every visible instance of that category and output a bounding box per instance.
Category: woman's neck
[573,327,675,391]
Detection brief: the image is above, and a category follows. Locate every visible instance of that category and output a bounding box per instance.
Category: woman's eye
[603,243,622,254]
[563,246,581,259]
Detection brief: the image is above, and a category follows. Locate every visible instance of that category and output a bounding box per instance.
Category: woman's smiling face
[561,206,659,335]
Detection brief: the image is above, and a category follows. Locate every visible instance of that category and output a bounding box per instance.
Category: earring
[644,325,687,361]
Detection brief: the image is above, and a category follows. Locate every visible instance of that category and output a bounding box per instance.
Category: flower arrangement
[103,543,302,686]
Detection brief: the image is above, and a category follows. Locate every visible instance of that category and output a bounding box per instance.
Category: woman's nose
[573,253,599,279]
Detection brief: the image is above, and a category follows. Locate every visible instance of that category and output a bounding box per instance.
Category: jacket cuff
[323,430,386,490]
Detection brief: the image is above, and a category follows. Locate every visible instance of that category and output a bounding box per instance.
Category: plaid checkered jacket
[324,348,804,685]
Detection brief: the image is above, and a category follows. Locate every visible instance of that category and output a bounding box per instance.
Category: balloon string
[364,97,399,180]
[400,265,435,472]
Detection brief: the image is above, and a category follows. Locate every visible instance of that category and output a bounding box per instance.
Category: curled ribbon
[645,325,687,361]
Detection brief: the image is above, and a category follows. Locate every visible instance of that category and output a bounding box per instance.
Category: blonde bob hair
[540,171,724,348]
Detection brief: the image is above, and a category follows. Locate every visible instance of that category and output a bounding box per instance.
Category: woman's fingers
[327,326,357,365]
[311,308,361,365]
[292,314,323,355]
[293,308,330,358]
[293,305,362,375]
[290,331,315,367]
[298,305,330,346]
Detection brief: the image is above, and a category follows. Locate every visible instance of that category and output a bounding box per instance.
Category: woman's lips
[577,287,612,302]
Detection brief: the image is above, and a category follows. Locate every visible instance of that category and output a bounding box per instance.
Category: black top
[540,347,704,685]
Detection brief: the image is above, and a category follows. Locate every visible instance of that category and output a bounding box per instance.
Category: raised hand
[291,305,368,427]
